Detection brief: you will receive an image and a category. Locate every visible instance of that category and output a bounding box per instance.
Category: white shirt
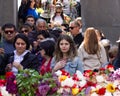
[12,50,29,75]
[53,15,63,25]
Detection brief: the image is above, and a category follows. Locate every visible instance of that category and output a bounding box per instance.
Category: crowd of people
[0,0,120,76]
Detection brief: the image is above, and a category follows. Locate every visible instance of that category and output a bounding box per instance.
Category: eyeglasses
[4,30,14,34]
[21,30,28,33]
[69,26,76,30]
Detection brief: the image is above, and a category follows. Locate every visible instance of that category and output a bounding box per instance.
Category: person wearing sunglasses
[50,2,71,26]
[0,23,17,54]
[69,20,84,48]
[20,23,32,37]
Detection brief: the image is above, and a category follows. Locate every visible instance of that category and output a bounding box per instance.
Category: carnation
[61,77,74,87]
[78,79,86,87]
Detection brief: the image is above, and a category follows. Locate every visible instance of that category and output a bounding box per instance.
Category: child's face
[59,39,70,53]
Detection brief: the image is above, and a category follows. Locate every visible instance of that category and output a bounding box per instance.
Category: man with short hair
[25,15,36,31]
[0,23,16,54]
[69,20,84,48]
[28,18,48,46]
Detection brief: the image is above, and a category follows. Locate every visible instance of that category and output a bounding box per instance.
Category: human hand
[13,62,23,70]
[5,63,12,72]
[53,60,66,72]
[0,48,4,54]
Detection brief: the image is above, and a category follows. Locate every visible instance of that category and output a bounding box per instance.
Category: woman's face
[30,0,35,8]
[56,9,62,16]
[15,38,27,55]
[20,28,29,36]
[37,35,45,44]
[40,49,45,57]
[59,39,70,53]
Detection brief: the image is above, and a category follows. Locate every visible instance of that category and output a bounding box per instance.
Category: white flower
[118,85,120,90]
[96,85,102,89]
[104,91,112,96]
[61,77,74,87]
[113,90,120,96]
[91,86,97,92]
[55,70,62,76]
[114,80,120,87]
[0,86,15,96]
[78,80,86,87]
[76,70,85,80]
[91,92,99,96]
[57,88,63,93]
[96,75,105,83]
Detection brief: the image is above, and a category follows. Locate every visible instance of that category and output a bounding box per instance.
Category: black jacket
[113,54,120,70]
[0,52,40,75]
[74,33,84,48]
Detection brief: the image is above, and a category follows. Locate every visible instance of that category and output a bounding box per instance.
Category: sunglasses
[21,30,28,33]
[4,30,14,34]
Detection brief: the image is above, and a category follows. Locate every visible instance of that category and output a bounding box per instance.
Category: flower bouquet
[36,72,61,96]
[16,69,40,96]
[1,64,120,96]
[0,69,61,96]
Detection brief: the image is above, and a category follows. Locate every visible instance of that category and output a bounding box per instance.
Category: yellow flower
[106,83,116,93]
[72,88,79,95]
[59,75,67,82]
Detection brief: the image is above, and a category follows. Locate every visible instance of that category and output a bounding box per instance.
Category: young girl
[51,35,83,75]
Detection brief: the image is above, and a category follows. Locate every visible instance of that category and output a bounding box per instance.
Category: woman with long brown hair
[78,27,108,71]
[51,34,83,75]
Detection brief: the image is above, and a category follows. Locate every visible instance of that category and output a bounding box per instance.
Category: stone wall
[0,0,17,27]
[81,0,120,44]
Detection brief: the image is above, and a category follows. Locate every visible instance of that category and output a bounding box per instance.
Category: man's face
[69,23,79,36]
[26,17,35,26]
[36,22,47,31]
[4,27,16,41]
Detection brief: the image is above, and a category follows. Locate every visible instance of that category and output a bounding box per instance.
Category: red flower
[84,70,96,79]
[5,72,14,78]
[87,81,96,87]
[72,74,79,81]
[97,87,106,95]
[40,66,46,75]
[107,64,114,69]
[0,79,6,86]
[0,92,2,96]
[61,70,70,77]
[72,84,77,88]
[100,68,105,71]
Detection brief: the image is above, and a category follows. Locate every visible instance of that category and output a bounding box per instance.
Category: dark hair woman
[2,34,40,75]
[39,39,55,75]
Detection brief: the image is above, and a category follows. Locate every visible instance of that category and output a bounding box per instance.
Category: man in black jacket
[69,20,84,48]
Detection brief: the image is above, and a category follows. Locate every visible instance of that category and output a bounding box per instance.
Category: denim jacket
[51,56,83,75]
